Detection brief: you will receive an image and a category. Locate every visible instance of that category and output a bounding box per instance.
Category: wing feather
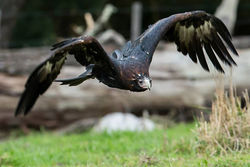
[210,18,238,55]
[187,41,197,63]
[15,54,66,116]
[187,29,197,63]
[166,11,238,72]
[15,36,110,116]
[204,43,224,73]
[211,32,237,65]
[195,37,210,71]
[210,40,232,66]
[140,11,238,73]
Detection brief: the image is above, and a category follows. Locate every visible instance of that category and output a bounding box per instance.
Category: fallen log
[0,44,250,131]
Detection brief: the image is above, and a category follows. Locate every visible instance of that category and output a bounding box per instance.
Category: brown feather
[204,43,224,73]
[16,36,111,116]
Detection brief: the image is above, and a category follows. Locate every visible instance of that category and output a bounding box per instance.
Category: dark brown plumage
[15,11,238,116]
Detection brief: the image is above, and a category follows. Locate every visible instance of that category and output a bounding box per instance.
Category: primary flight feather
[15,11,238,116]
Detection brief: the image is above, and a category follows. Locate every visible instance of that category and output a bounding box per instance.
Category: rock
[94,112,155,132]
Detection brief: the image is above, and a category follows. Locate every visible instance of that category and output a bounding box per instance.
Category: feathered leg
[55,64,95,86]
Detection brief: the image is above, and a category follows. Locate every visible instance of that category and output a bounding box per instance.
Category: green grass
[0,123,249,167]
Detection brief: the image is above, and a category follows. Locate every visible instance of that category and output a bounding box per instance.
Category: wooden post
[131,2,142,41]
[215,0,239,34]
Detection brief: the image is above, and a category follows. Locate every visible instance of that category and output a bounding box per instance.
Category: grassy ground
[0,123,249,167]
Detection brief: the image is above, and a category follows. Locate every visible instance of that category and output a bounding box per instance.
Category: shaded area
[3,0,250,48]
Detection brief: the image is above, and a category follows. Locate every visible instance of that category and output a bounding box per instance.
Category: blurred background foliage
[6,0,250,48]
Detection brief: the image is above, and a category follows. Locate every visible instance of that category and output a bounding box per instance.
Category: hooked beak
[141,78,152,91]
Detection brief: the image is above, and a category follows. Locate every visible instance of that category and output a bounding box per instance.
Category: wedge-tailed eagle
[15,11,238,116]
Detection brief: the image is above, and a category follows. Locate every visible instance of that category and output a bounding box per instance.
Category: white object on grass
[94,112,155,132]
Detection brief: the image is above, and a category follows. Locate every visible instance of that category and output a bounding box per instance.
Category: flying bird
[15,11,238,116]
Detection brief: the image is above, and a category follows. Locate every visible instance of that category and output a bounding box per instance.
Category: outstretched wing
[15,36,110,116]
[140,11,238,72]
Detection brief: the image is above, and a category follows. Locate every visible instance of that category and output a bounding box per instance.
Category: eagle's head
[130,74,152,92]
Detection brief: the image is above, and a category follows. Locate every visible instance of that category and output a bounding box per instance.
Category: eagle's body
[15,11,238,116]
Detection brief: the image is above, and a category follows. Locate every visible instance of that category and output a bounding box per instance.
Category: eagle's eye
[113,50,123,59]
